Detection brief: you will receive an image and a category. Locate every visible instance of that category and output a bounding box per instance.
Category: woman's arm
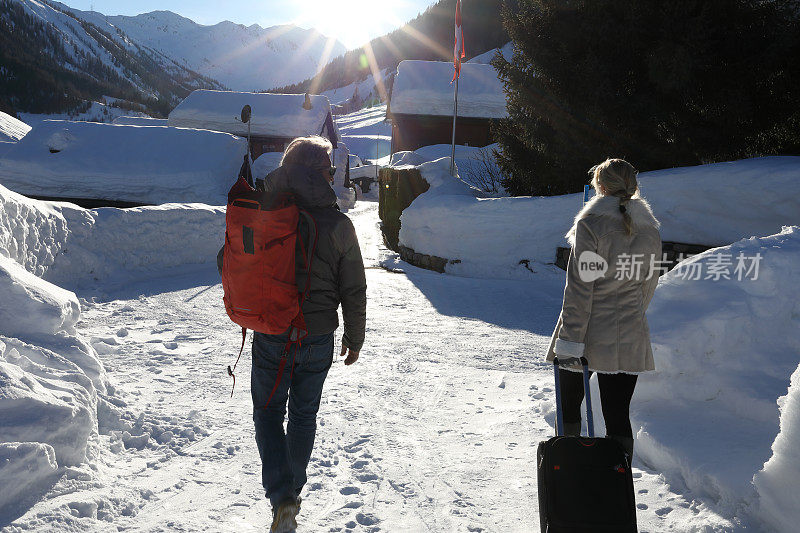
[554,219,598,357]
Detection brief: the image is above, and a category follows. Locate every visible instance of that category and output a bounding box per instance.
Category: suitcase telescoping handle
[553,356,595,438]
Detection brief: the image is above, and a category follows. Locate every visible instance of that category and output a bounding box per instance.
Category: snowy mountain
[0,0,347,117]
[56,5,348,92]
[0,0,223,117]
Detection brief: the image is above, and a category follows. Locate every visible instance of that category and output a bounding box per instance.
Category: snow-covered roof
[0,111,32,142]
[168,90,336,139]
[389,61,508,119]
[0,120,247,205]
[112,116,168,126]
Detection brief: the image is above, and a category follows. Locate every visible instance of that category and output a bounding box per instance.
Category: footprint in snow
[655,506,673,516]
[339,486,360,495]
[343,501,363,509]
[355,512,380,527]
[343,437,370,453]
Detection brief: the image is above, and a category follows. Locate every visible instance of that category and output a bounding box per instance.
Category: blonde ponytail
[590,159,639,235]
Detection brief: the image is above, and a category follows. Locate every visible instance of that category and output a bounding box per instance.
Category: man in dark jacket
[250,136,366,532]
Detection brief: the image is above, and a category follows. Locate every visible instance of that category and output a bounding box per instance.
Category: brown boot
[270,498,299,533]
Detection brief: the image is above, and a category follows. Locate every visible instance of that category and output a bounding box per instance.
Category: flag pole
[450,75,459,177]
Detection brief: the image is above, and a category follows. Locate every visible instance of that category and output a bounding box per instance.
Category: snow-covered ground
[4,177,794,530]
[335,106,392,163]
[111,117,168,127]
[320,71,390,108]
[19,101,149,128]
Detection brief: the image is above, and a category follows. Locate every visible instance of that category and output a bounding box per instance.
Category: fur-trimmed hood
[566,195,660,246]
[263,163,337,209]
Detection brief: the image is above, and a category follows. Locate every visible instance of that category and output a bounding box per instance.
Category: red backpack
[221,170,317,402]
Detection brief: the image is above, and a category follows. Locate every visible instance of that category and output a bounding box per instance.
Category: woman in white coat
[546,158,662,456]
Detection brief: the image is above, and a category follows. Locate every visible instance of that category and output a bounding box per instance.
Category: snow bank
[0,111,31,142]
[0,120,247,205]
[0,442,58,517]
[397,157,800,278]
[397,157,578,278]
[632,226,800,525]
[168,90,334,139]
[0,177,234,515]
[0,354,97,467]
[640,157,800,245]
[0,252,107,513]
[390,61,508,119]
[0,255,80,339]
[0,182,226,289]
[754,364,800,532]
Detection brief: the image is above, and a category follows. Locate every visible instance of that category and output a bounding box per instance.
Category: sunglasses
[316,165,336,175]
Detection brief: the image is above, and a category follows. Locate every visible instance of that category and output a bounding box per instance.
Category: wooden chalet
[387,61,508,153]
[168,90,339,159]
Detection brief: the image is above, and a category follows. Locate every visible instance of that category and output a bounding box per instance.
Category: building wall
[249,136,292,159]
[390,114,495,153]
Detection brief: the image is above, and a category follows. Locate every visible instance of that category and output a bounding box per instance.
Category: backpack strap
[296,209,319,307]
[227,326,247,397]
[259,209,319,409]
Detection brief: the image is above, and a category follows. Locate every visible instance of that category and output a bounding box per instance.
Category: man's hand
[341,345,359,366]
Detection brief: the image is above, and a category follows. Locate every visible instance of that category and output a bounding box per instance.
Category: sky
[60,0,436,50]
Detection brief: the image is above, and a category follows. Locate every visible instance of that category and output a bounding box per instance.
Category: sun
[294,0,406,50]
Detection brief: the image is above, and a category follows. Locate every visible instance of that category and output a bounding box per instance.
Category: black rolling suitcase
[537,357,637,533]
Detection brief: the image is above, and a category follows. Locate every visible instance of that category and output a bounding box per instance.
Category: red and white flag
[453,0,465,82]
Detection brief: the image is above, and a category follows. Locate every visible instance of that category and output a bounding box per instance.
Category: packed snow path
[9,201,739,532]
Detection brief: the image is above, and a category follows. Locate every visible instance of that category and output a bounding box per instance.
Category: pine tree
[492,0,800,196]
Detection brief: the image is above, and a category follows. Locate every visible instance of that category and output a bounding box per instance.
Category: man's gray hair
[281,136,333,167]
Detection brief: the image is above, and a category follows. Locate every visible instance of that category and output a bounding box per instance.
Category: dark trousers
[559,369,638,438]
[251,331,334,508]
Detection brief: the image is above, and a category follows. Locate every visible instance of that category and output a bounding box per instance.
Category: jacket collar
[566,194,660,246]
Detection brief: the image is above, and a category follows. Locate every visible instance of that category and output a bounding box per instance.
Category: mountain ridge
[52,2,348,92]
[0,0,347,117]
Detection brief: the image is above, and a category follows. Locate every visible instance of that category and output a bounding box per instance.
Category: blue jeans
[251,331,334,508]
